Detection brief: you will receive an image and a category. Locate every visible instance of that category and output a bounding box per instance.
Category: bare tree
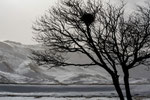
[32,0,150,100]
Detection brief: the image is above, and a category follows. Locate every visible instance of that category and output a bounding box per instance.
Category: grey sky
[0,0,146,44]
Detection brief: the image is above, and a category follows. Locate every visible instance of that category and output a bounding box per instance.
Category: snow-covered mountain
[0,40,149,84]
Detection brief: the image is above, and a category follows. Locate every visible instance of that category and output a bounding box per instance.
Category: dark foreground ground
[0,84,150,98]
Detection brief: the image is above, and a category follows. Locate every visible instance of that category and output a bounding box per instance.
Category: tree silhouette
[32,0,150,100]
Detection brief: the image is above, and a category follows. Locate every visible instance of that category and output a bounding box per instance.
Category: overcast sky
[0,0,145,44]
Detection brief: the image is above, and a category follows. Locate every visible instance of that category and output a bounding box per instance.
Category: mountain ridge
[0,40,149,84]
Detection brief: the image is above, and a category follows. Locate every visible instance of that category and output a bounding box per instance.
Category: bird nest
[81,13,95,26]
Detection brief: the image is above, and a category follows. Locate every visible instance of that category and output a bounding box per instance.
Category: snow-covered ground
[0,97,149,100]
[0,97,125,100]
[0,40,150,84]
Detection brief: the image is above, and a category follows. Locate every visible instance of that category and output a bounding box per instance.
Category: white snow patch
[0,70,33,83]
[0,97,120,100]
[0,97,149,100]
[16,60,32,74]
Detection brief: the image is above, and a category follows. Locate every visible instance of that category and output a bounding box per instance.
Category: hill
[0,40,149,84]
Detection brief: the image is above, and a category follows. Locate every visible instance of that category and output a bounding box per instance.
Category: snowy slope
[0,40,149,84]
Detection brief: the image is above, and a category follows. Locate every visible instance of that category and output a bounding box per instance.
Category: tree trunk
[112,75,125,100]
[124,69,133,100]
